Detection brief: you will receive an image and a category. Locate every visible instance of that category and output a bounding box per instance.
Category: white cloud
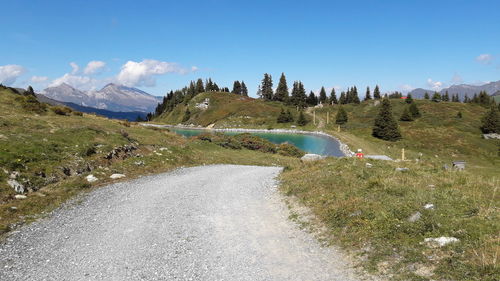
[476,54,494,64]
[49,73,103,90]
[70,62,80,74]
[30,76,48,83]
[427,78,443,90]
[451,73,463,84]
[116,59,195,87]
[399,84,414,92]
[84,61,106,75]
[0,64,26,85]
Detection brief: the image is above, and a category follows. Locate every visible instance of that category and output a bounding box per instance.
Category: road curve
[0,165,362,281]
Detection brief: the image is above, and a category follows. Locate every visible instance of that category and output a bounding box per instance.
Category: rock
[301,154,325,161]
[206,123,215,129]
[365,163,373,168]
[395,167,409,172]
[424,237,459,247]
[110,174,126,179]
[9,171,20,179]
[423,203,435,210]
[134,161,145,166]
[483,133,500,140]
[427,184,436,188]
[407,211,422,222]
[14,195,27,200]
[61,167,72,176]
[365,155,393,161]
[290,125,296,128]
[7,179,25,193]
[195,98,210,110]
[159,147,169,151]
[85,175,98,183]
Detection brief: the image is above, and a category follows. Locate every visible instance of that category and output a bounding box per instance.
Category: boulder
[301,154,325,161]
[423,203,435,210]
[407,211,422,222]
[110,174,126,179]
[424,237,459,247]
[14,194,27,200]
[85,174,98,183]
[7,179,25,193]
[395,167,409,172]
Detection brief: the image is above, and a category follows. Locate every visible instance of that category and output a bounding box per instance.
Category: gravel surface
[0,165,363,281]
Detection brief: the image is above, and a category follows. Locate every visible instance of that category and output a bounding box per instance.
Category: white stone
[365,163,373,168]
[7,179,25,193]
[423,203,435,210]
[86,174,98,183]
[110,174,126,179]
[301,154,325,161]
[407,211,422,222]
[424,237,459,247]
[14,195,27,199]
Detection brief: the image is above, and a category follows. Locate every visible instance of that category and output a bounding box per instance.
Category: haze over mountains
[42,83,162,113]
[408,80,500,100]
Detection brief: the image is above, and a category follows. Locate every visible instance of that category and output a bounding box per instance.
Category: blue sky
[0,0,499,96]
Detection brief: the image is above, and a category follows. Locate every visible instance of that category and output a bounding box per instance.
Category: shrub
[234,133,277,153]
[51,105,73,116]
[20,95,47,114]
[72,111,83,116]
[277,143,305,158]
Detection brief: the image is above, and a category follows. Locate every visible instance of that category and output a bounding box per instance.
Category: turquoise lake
[169,128,344,157]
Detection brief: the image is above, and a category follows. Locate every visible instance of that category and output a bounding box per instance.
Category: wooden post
[327,112,329,124]
[337,125,340,132]
[402,148,405,161]
[313,110,316,125]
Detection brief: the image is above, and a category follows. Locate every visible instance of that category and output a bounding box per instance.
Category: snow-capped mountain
[408,80,500,100]
[42,83,162,112]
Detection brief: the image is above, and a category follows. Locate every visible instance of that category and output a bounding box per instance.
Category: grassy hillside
[155,92,304,128]
[0,88,300,236]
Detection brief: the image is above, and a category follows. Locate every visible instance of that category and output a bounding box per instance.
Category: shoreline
[142,123,355,157]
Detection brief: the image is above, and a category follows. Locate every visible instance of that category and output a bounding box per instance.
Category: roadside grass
[0,88,300,237]
[280,157,499,280]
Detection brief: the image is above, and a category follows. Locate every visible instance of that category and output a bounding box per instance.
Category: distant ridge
[408,80,500,100]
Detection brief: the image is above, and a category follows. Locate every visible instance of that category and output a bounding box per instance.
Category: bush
[20,95,47,114]
[277,143,305,158]
[51,105,73,116]
[72,111,83,116]
[233,133,277,153]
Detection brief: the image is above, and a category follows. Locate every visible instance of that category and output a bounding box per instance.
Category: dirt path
[0,165,366,281]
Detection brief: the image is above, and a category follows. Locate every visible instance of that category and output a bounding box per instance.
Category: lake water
[169,128,344,157]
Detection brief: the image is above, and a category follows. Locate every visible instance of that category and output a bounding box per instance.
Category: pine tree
[307,91,318,106]
[290,81,307,108]
[372,98,402,141]
[195,79,205,94]
[432,92,441,102]
[364,86,372,101]
[297,110,307,126]
[286,109,294,122]
[406,94,413,104]
[241,81,248,96]
[232,81,242,95]
[409,102,421,118]
[274,73,289,102]
[442,91,450,102]
[319,87,327,104]
[277,108,288,123]
[339,92,347,104]
[26,85,35,96]
[373,85,381,99]
[424,92,430,100]
[351,86,360,104]
[478,91,492,106]
[463,94,470,103]
[260,73,274,101]
[480,104,500,133]
[329,88,338,104]
[400,106,414,121]
[335,106,348,125]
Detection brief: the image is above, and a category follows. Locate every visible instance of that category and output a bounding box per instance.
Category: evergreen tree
[372,98,402,141]
[456,111,462,119]
[335,106,348,125]
[205,78,214,92]
[424,92,430,100]
[351,86,360,104]
[432,92,441,102]
[472,93,479,103]
[277,108,289,123]
[339,92,347,104]
[307,91,318,106]
[274,73,289,102]
[406,94,413,104]
[195,79,205,94]
[319,87,327,104]
[329,88,338,104]
[260,73,274,101]
[26,85,35,96]
[463,94,470,103]
[400,106,414,121]
[232,81,242,95]
[480,104,500,134]
[290,81,307,108]
[364,86,372,101]
[241,81,248,96]
[297,110,307,126]
[409,102,421,118]
[286,109,294,122]
[442,91,450,102]
[478,91,492,106]
[373,85,381,99]
[182,108,191,123]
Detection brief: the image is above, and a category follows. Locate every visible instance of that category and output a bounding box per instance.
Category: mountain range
[408,80,500,100]
[42,83,162,113]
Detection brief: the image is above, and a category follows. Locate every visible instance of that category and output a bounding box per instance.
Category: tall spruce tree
[351,86,360,104]
[339,92,347,104]
[424,92,430,100]
[442,91,450,102]
[232,81,242,95]
[274,73,289,102]
[260,73,274,101]
[307,91,318,106]
[195,79,205,94]
[290,81,307,108]
[241,81,248,96]
[432,92,441,102]
[364,86,372,101]
[319,87,327,104]
[463,94,470,103]
[373,85,381,99]
[335,106,348,125]
[329,88,338,104]
[480,104,500,133]
[372,98,402,141]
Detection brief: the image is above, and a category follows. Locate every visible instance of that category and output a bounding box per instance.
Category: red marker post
[356,149,364,159]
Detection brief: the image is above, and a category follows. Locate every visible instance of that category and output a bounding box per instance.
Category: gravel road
[0,165,363,281]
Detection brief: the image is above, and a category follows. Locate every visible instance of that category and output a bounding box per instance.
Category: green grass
[281,158,499,280]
